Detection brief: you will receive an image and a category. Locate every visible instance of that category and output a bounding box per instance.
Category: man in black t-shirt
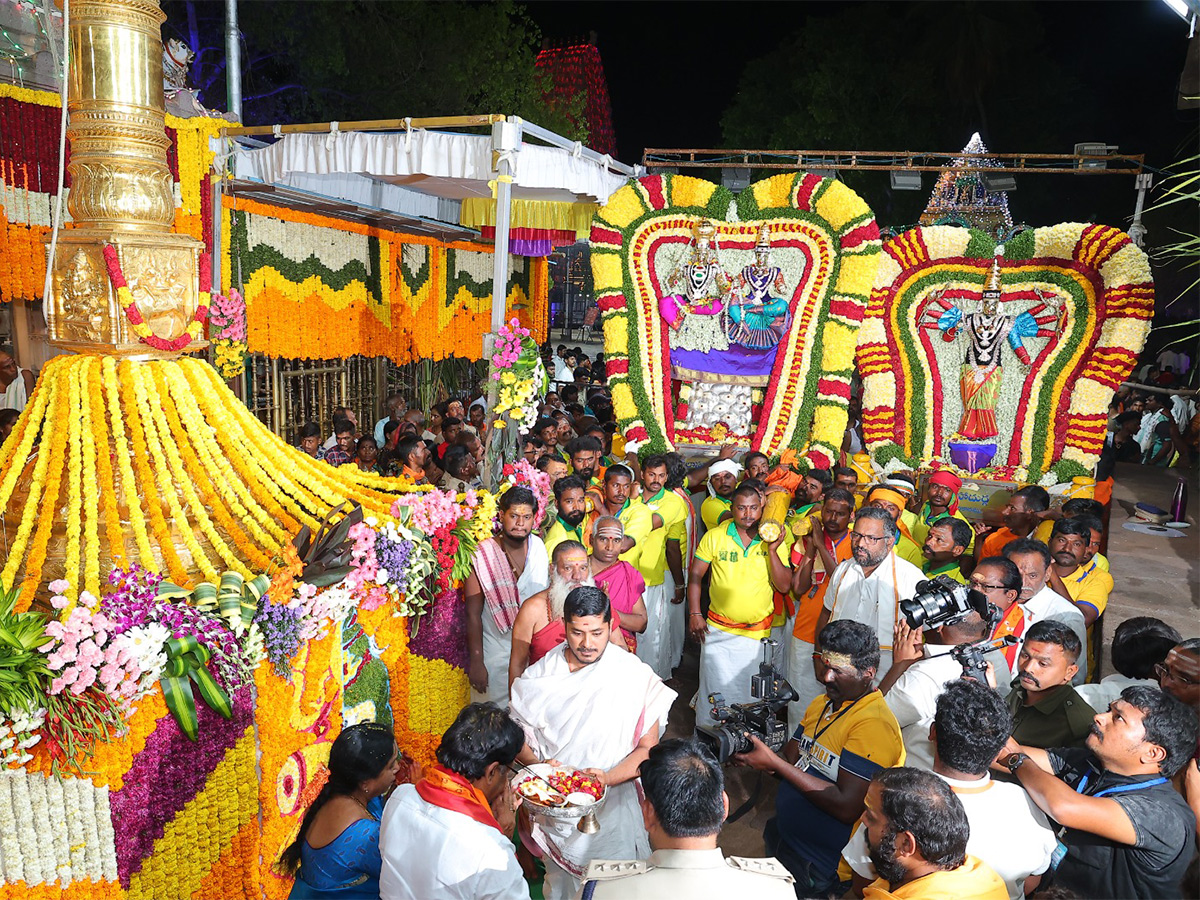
[992,685,1197,899]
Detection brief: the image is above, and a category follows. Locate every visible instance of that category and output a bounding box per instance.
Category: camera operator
[878,594,1010,772]
[732,620,904,898]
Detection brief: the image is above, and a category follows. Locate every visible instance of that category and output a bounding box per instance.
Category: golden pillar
[44,0,205,355]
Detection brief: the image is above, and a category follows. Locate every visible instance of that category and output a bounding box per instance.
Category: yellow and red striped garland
[592,172,880,467]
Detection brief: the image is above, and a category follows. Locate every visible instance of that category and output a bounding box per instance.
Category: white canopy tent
[224,116,641,338]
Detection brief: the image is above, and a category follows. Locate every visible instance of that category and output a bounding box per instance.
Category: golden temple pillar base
[44,230,208,356]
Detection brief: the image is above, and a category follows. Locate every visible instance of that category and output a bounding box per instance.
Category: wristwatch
[1004,752,1030,774]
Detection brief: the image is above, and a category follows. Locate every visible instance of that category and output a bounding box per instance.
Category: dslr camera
[899,576,998,632]
[696,639,798,764]
[900,575,1012,680]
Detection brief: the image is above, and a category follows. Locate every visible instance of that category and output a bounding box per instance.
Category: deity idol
[937,246,1039,441]
[659,219,732,355]
[727,224,790,349]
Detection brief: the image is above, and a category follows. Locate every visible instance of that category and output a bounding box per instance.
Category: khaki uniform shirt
[576,848,795,899]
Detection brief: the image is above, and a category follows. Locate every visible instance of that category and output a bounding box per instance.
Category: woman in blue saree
[280,723,400,899]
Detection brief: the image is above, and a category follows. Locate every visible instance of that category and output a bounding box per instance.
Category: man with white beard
[508,540,625,688]
[511,586,677,900]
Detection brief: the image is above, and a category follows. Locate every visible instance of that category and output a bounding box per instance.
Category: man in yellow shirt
[1046,517,1113,682]
[700,459,741,531]
[860,768,1007,899]
[635,455,690,678]
[732,620,906,896]
[543,475,591,557]
[605,464,654,575]
[688,483,791,729]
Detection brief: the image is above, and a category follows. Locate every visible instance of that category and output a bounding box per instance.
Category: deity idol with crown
[937,245,1041,469]
[659,219,732,355]
[728,224,791,350]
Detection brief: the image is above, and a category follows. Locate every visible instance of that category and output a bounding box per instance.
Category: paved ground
[658,460,1200,858]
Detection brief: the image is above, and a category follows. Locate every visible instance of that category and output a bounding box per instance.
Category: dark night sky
[528,0,1197,317]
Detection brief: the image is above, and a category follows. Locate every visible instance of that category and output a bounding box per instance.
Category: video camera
[696,639,798,764]
[899,576,999,632]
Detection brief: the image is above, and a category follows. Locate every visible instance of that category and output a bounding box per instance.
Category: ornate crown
[693,219,717,241]
[983,245,1005,294]
[755,223,772,249]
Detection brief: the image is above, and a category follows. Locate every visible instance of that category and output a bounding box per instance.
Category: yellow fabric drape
[460,197,597,240]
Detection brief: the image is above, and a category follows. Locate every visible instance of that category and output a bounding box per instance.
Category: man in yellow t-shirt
[700,459,741,531]
[865,487,926,569]
[731,620,906,897]
[688,483,790,729]
[605,464,654,576]
[543,475,591,557]
[634,454,689,678]
[860,768,1007,899]
[1046,517,1112,682]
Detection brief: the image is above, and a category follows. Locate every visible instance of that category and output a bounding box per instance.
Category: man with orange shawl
[380,703,528,899]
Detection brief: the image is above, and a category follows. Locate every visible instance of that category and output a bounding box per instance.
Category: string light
[919,133,1015,238]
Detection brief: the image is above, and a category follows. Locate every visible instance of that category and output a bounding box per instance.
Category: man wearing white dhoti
[510,586,677,900]
[688,483,791,731]
[466,486,549,707]
[814,507,924,684]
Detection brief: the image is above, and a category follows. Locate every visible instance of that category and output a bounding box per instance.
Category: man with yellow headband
[910,470,974,553]
[864,486,926,569]
[689,483,791,730]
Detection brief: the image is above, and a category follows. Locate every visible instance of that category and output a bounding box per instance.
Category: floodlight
[721,167,751,194]
[809,169,838,180]
[890,170,923,191]
[981,172,1017,192]
[1074,143,1117,170]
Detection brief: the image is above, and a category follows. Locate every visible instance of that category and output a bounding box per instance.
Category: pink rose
[48,579,70,593]
[50,676,68,694]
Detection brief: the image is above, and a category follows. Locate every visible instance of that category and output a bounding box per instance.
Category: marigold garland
[856,224,1152,475]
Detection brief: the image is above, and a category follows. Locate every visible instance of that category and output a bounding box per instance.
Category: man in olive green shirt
[1006,619,1095,748]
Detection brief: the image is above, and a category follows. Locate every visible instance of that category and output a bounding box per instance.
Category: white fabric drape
[232,130,629,204]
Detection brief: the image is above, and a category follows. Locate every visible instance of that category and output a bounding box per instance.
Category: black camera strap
[726,771,765,825]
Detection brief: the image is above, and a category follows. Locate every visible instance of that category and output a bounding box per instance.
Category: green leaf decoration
[161,671,199,741]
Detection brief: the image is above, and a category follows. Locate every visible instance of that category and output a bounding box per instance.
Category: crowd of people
[278,355,1198,900]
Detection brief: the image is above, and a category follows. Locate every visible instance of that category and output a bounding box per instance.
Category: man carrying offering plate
[510,586,677,900]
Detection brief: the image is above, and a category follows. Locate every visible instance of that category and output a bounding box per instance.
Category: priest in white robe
[509,585,677,900]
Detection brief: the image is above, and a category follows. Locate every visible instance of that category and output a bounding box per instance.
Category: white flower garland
[0,771,117,886]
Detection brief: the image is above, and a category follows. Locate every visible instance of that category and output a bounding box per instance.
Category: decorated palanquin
[856,224,1153,482]
[592,172,881,468]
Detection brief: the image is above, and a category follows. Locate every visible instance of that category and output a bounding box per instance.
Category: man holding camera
[733,620,905,897]
[878,577,1011,771]
[815,507,924,682]
[577,739,796,898]
[689,483,792,732]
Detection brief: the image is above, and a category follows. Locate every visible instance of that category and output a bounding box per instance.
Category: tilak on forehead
[819,651,855,669]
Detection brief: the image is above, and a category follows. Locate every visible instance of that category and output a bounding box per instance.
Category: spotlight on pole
[890,170,923,191]
[981,172,1017,192]
[1074,142,1117,170]
[721,167,751,194]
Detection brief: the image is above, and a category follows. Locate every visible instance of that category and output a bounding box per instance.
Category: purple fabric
[408,587,468,669]
[109,686,254,886]
[508,237,553,257]
[669,344,780,379]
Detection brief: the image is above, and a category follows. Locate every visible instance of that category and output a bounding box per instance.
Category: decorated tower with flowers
[0,2,483,897]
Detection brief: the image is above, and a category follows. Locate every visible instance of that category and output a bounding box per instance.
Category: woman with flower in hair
[280,722,400,898]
